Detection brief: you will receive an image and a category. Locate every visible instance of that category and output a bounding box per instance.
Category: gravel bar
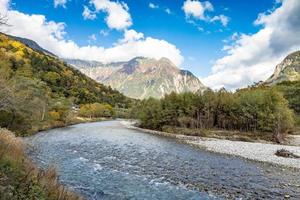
[122,121,300,169]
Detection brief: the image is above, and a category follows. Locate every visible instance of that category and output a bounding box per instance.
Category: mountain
[265,51,300,85]
[6,34,56,57]
[0,33,132,135]
[66,57,207,99]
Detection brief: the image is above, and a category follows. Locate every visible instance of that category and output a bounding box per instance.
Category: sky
[0,0,300,89]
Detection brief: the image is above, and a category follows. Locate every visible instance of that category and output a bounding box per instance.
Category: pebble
[187,138,300,169]
[123,121,300,169]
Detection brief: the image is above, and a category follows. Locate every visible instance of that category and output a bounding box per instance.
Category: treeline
[134,87,295,142]
[79,103,114,118]
[0,33,132,135]
[273,81,300,115]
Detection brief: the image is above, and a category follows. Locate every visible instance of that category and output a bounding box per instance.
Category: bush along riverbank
[0,128,82,199]
[133,87,297,144]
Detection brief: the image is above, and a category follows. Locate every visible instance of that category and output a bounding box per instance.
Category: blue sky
[2,0,300,89]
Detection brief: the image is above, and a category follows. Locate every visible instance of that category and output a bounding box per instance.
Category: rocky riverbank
[122,121,300,169]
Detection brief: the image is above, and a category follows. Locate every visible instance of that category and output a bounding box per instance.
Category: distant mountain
[265,51,300,85]
[2,33,206,99]
[66,57,207,99]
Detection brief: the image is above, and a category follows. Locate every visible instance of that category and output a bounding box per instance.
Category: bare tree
[0,13,9,26]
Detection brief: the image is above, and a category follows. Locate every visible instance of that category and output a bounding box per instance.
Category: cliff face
[265,51,300,85]
[66,57,206,99]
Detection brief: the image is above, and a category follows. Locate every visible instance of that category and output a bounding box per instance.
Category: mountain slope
[67,57,206,99]
[265,51,300,85]
[6,34,56,57]
[0,33,131,135]
[263,51,300,115]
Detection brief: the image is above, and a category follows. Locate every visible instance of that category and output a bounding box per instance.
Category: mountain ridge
[3,33,57,57]
[1,33,206,99]
[265,50,300,85]
[66,57,207,99]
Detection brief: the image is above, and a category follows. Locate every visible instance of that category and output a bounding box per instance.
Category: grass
[0,128,82,200]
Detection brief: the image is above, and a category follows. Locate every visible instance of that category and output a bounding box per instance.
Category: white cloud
[182,0,213,20]
[88,34,97,41]
[149,3,159,9]
[165,8,171,14]
[149,3,171,15]
[210,14,229,27]
[202,0,300,89]
[90,0,132,30]
[1,1,183,66]
[106,33,183,65]
[54,0,67,8]
[182,0,229,28]
[118,29,144,43]
[82,6,97,20]
[100,29,109,36]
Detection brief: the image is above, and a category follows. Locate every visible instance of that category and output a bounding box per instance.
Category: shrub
[79,103,114,118]
[49,111,60,121]
[0,128,82,200]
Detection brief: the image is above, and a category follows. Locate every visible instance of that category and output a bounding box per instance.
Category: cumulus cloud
[149,3,159,9]
[105,32,183,65]
[1,0,183,65]
[82,6,97,20]
[118,29,144,43]
[210,14,229,26]
[54,0,68,8]
[202,0,300,89]
[89,0,132,30]
[182,0,229,27]
[182,0,213,20]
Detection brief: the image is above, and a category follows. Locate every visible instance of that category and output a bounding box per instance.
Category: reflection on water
[25,121,300,200]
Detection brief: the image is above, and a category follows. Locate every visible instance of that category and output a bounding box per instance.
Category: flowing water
[25,120,300,200]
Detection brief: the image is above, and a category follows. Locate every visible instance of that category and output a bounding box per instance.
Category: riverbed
[25,120,300,199]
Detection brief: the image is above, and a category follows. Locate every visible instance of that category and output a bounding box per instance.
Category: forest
[133,83,300,143]
[0,33,132,136]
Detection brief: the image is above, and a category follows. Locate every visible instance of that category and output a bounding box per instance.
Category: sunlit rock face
[265,51,300,85]
[66,57,206,99]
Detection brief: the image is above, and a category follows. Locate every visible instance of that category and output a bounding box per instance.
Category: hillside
[265,51,300,85]
[9,34,57,57]
[261,51,300,116]
[66,57,207,99]
[0,33,131,135]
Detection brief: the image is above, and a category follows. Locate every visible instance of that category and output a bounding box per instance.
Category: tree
[134,87,295,142]
[0,76,13,111]
[79,103,114,118]
[0,13,8,26]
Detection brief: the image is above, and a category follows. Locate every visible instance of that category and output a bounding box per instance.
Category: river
[25,120,300,199]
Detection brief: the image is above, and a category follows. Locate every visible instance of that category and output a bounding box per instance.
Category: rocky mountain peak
[265,50,300,85]
[66,56,206,99]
